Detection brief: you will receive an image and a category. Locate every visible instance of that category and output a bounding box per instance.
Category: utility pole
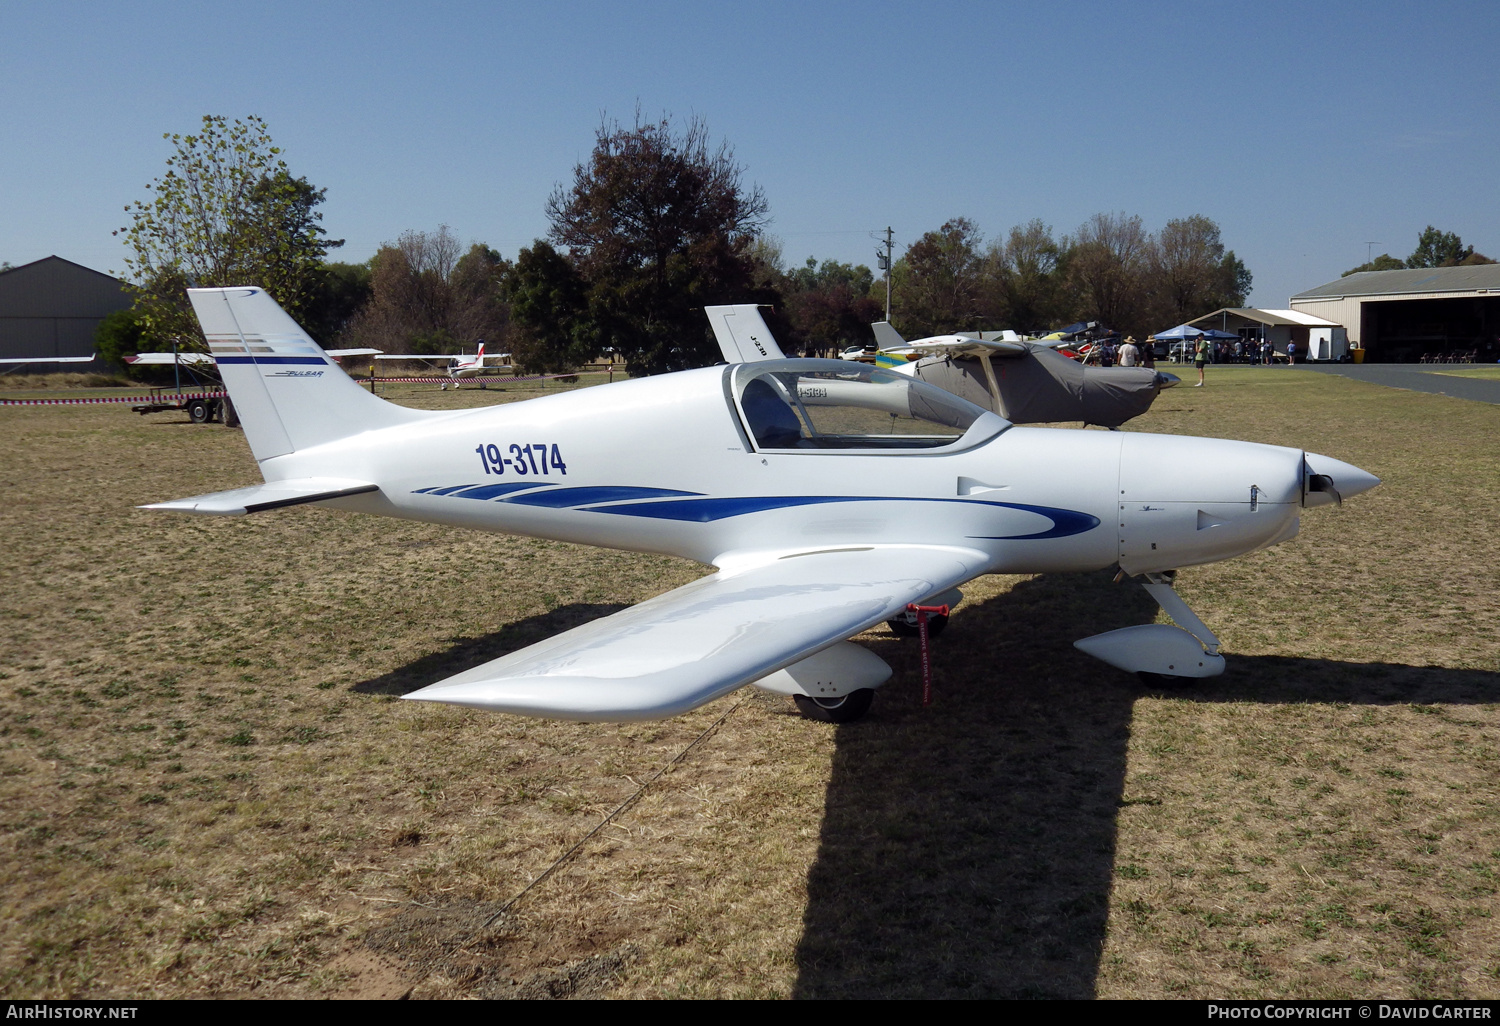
[876,226,893,322]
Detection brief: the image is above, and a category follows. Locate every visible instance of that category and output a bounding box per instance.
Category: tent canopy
[1154,324,1237,341]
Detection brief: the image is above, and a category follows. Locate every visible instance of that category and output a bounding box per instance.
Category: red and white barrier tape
[0,391,225,407]
[367,372,608,384]
[1,371,607,406]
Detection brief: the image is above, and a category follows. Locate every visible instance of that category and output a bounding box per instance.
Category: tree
[1407,225,1469,268]
[93,308,149,371]
[1145,215,1252,324]
[1066,212,1149,332]
[891,218,986,337]
[1343,253,1406,276]
[114,115,342,348]
[994,219,1065,333]
[302,261,373,345]
[503,241,593,373]
[345,227,510,353]
[1218,251,1253,308]
[1404,225,1495,268]
[539,112,771,375]
[781,257,882,356]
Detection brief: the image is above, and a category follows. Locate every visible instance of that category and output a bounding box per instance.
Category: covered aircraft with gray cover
[870,323,1177,428]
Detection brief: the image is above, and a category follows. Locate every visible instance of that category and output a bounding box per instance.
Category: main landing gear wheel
[886,612,948,638]
[793,689,875,723]
[1136,671,1196,689]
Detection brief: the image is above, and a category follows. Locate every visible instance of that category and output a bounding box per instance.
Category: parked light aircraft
[373,342,510,382]
[144,289,1378,724]
[862,320,1178,428]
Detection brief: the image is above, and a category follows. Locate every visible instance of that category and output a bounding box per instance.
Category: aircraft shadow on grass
[346,575,1500,1000]
[791,569,1500,999]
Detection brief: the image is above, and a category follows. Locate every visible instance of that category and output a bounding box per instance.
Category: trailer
[124,346,229,423]
[130,387,228,423]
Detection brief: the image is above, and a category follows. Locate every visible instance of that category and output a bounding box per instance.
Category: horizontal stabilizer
[404,545,985,721]
[141,478,378,516]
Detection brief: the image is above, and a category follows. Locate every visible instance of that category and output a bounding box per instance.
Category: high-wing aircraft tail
[870,321,907,350]
[187,287,429,461]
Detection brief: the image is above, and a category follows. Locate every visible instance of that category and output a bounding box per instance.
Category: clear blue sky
[4,0,1496,314]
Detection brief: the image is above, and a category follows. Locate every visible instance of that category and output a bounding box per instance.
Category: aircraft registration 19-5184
[144,289,1379,724]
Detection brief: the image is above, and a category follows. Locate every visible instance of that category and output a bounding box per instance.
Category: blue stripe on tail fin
[188,288,428,462]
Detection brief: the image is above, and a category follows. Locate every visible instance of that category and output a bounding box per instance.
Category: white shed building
[1185,307,1347,360]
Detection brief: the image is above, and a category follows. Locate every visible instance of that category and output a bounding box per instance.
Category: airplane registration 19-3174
[145,289,1379,724]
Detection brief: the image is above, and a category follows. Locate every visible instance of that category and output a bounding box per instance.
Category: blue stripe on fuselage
[451,482,551,500]
[501,486,702,508]
[580,495,1100,539]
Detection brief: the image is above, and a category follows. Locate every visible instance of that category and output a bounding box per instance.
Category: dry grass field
[1,367,1497,999]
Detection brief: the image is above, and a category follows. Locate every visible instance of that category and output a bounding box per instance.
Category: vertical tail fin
[704,305,784,363]
[188,287,427,462]
[870,321,907,351]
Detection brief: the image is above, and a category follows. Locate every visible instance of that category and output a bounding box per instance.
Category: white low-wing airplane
[144,288,1378,723]
[373,342,510,380]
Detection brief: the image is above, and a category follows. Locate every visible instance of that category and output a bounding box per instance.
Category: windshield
[731,360,1004,451]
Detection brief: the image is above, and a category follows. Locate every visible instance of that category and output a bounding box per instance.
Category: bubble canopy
[729,359,1008,452]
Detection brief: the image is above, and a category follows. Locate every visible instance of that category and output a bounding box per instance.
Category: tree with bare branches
[347,226,509,353]
[1066,212,1149,331]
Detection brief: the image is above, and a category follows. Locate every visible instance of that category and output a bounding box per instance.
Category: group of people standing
[1093,336,1154,369]
[1092,331,1301,388]
[1188,334,1292,386]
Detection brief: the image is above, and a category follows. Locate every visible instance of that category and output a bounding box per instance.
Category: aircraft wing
[373,354,455,363]
[0,354,96,365]
[141,477,378,515]
[125,352,217,366]
[325,348,383,357]
[884,336,1029,359]
[705,305,785,363]
[404,544,986,721]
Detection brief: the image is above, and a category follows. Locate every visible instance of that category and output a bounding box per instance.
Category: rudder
[188,287,425,462]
